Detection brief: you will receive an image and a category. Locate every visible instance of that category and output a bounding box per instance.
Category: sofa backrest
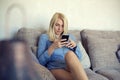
[16,28,120,71]
[15,27,91,69]
[15,28,45,47]
[15,27,81,47]
[81,29,120,53]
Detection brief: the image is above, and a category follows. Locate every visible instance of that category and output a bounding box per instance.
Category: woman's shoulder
[40,34,49,40]
[68,34,75,38]
[68,34,76,41]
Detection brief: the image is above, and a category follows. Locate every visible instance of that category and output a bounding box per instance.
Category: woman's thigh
[50,69,73,80]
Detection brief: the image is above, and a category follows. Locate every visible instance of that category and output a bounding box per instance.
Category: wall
[0,0,120,39]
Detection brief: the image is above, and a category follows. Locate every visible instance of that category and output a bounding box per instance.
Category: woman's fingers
[66,42,71,47]
[60,39,67,42]
[54,40,67,48]
[66,43,74,48]
[61,41,68,45]
[53,39,76,48]
[66,40,76,48]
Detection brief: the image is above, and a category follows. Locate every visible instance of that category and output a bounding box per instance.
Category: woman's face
[54,18,64,36]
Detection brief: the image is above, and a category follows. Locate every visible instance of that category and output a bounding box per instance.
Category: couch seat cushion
[97,68,120,80]
[85,69,108,80]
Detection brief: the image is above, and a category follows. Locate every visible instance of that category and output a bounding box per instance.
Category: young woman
[37,12,88,80]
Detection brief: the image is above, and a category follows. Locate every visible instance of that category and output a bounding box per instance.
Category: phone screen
[61,35,69,42]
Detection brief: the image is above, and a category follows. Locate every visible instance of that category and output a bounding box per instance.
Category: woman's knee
[65,51,76,65]
[65,51,80,68]
[65,51,76,60]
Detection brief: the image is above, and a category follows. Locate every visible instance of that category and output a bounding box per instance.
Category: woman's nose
[58,26,62,30]
[58,26,61,30]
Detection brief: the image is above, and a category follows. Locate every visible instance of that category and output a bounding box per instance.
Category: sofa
[15,27,120,80]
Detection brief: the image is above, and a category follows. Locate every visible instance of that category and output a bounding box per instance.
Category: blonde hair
[48,12,68,41]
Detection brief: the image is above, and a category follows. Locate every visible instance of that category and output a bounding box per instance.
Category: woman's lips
[56,31,62,35]
[57,31,61,33]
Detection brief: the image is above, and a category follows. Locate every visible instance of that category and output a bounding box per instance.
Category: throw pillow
[86,36,120,71]
[78,41,91,69]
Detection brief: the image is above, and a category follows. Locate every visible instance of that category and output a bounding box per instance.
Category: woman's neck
[55,34,60,39]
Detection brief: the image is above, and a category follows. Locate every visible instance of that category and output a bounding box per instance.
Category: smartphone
[61,35,69,42]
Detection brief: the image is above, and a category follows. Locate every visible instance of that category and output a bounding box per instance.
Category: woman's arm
[37,34,52,66]
[37,34,66,66]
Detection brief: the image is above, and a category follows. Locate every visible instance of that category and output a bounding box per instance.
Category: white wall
[0,0,120,39]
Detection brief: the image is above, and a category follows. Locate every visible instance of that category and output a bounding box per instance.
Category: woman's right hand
[48,39,67,55]
[52,39,68,49]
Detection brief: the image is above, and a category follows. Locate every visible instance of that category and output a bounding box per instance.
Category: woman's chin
[55,33,61,35]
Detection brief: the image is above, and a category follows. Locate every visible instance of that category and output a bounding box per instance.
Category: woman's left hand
[65,39,76,48]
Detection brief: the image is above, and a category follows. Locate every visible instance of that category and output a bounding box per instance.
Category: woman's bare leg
[50,69,73,80]
[65,51,88,80]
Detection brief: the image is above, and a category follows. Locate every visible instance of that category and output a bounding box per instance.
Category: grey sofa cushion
[15,27,47,55]
[81,29,120,53]
[97,68,120,80]
[81,29,120,71]
[15,27,46,47]
[85,69,108,80]
[68,30,81,41]
[86,36,120,71]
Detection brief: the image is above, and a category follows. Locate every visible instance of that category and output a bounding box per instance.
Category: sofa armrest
[33,62,56,80]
